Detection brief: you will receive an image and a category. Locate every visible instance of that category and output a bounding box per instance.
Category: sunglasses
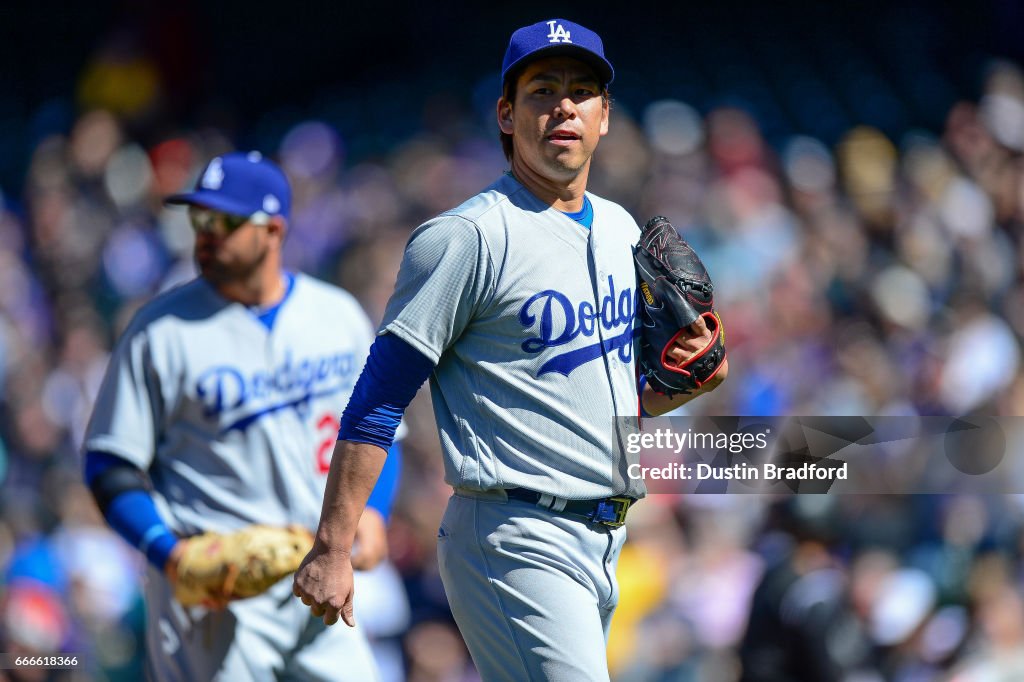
[188,207,270,235]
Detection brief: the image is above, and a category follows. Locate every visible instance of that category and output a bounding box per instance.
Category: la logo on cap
[546,20,571,44]
[201,158,225,190]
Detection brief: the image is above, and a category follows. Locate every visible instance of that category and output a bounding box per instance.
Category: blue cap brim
[502,44,614,87]
[164,190,255,217]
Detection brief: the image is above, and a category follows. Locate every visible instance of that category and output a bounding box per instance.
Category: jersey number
[316,413,339,474]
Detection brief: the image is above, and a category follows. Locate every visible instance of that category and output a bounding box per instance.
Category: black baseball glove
[634,216,726,396]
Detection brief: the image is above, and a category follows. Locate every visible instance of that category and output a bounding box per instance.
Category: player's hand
[665,315,714,366]
[163,537,232,611]
[351,508,388,571]
[651,315,728,404]
[292,538,356,627]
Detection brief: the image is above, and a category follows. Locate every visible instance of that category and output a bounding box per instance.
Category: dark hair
[498,66,610,162]
[499,70,523,162]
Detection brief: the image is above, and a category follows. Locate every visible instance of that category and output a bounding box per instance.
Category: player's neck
[509,159,590,213]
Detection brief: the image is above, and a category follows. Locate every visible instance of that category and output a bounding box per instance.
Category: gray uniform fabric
[84,273,379,681]
[438,490,626,682]
[380,174,644,679]
[381,173,645,500]
[145,575,379,682]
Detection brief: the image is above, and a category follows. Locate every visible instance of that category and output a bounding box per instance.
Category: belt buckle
[592,496,633,527]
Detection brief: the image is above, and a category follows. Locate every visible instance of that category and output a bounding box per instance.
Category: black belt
[505,488,635,527]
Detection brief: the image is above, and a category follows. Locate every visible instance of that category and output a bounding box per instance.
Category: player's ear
[266,216,287,244]
[497,98,514,135]
[600,90,610,137]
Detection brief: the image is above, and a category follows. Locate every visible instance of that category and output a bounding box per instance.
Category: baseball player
[82,151,401,681]
[293,19,728,681]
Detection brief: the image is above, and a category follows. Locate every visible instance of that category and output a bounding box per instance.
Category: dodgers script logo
[547,21,571,43]
[195,351,356,433]
[519,275,635,376]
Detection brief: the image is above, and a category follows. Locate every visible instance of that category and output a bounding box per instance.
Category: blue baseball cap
[165,151,291,219]
[501,19,614,88]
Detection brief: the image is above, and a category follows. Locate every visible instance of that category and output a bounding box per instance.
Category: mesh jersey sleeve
[379,215,496,363]
[82,322,165,470]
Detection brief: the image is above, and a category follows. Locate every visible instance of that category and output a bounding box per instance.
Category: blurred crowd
[4,24,1024,681]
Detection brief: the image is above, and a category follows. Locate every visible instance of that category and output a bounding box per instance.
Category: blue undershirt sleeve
[339,332,435,449]
[107,492,180,570]
[365,441,402,521]
[638,374,653,418]
[84,451,179,571]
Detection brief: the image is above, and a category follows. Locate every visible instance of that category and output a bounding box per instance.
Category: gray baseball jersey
[85,273,370,534]
[84,273,380,682]
[381,173,645,500]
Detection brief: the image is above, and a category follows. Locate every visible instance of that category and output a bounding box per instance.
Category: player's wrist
[144,530,180,573]
[163,540,185,582]
[313,525,356,555]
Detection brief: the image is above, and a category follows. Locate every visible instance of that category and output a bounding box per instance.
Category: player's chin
[196,256,229,281]
[551,146,592,168]
[544,154,589,177]
[195,244,218,263]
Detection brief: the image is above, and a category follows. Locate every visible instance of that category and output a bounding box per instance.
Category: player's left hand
[642,315,729,416]
[165,542,231,610]
[634,215,727,396]
[664,314,729,391]
[293,538,356,627]
[665,315,715,366]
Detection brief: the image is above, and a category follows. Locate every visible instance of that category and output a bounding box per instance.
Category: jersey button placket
[591,272,621,415]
